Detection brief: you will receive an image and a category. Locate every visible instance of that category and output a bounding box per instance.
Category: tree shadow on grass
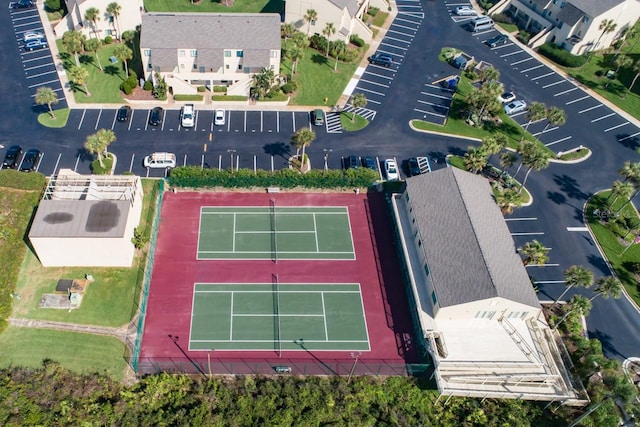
[104,64,123,79]
[310,53,329,67]
[68,81,89,96]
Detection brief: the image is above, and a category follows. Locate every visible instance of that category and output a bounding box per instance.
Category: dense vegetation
[0,363,564,426]
[538,43,588,68]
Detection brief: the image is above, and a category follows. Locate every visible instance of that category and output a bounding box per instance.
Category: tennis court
[196,205,355,260]
[189,282,370,352]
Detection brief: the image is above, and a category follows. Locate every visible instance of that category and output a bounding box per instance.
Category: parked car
[485,34,509,48]
[19,149,41,172]
[2,145,22,169]
[344,155,360,169]
[361,156,376,170]
[23,31,44,43]
[149,107,163,126]
[143,152,176,169]
[504,100,527,115]
[408,157,431,176]
[12,0,34,9]
[214,109,226,126]
[25,40,48,51]
[454,5,477,16]
[181,104,195,128]
[368,53,393,67]
[312,109,324,126]
[384,159,399,181]
[498,92,516,103]
[116,105,131,122]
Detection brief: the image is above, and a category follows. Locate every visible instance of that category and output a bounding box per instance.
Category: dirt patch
[123,87,156,102]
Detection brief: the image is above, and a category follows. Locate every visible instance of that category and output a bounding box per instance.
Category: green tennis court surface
[189,283,370,351]
[197,206,355,260]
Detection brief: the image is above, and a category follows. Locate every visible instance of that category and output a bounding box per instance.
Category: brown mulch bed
[122,87,156,102]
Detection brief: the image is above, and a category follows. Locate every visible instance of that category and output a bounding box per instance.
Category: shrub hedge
[168,166,380,189]
[143,80,153,91]
[350,35,365,48]
[538,43,587,67]
[174,94,203,101]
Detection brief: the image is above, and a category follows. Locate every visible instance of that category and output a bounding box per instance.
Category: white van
[181,104,195,128]
[470,16,494,32]
[144,152,176,169]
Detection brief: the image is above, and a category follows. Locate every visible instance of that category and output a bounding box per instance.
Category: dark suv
[2,145,22,169]
[20,149,41,172]
[149,107,163,126]
[368,53,393,67]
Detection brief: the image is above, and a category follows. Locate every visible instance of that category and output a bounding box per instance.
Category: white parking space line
[366,98,382,105]
[390,23,418,31]
[567,227,589,232]
[276,111,280,133]
[532,127,557,136]
[421,92,452,100]
[541,80,565,89]
[364,70,393,79]
[144,110,150,131]
[110,111,117,130]
[566,95,590,105]
[618,131,640,141]
[604,122,629,132]
[520,64,544,73]
[359,78,390,88]
[26,70,56,79]
[545,136,572,147]
[380,42,408,51]
[387,29,414,38]
[591,113,615,123]
[510,57,533,66]
[94,109,102,130]
[22,56,51,63]
[578,104,602,114]
[511,232,545,236]
[505,217,537,221]
[161,110,166,131]
[194,111,199,129]
[356,86,385,96]
[385,35,411,44]
[472,29,495,36]
[394,17,420,26]
[77,109,86,130]
[554,87,578,96]
[526,264,560,268]
[414,108,446,118]
[128,110,135,130]
[28,78,58,88]
[531,71,554,81]
[509,111,527,118]
[417,100,449,111]
[499,50,520,57]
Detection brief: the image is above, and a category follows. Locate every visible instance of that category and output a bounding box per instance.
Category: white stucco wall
[54,0,143,39]
[32,237,135,267]
[436,297,541,321]
[285,0,372,42]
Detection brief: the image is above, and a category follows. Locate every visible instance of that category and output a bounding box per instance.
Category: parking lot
[9,5,66,108]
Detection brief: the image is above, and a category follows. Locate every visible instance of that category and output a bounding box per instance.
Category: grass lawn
[340,112,369,131]
[37,108,70,128]
[58,40,129,104]
[144,0,283,13]
[557,147,590,161]
[11,180,160,328]
[587,192,640,306]
[0,327,128,381]
[497,22,518,33]
[282,46,361,106]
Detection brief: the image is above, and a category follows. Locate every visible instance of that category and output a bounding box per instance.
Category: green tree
[494,187,521,214]
[590,276,623,302]
[608,180,634,206]
[553,295,592,330]
[69,65,91,96]
[332,40,346,71]
[114,44,133,77]
[519,144,550,193]
[350,93,367,122]
[251,67,275,99]
[519,240,549,265]
[303,9,318,36]
[613,54,632,74]
[322,23,336,57]
[463,146,488,174]
[481,134,507,155]
[552,265,594,308]
[84,37,103,72]
[477,66,500,86]
[465,80,502,124]
[84,129,116,168]
[121,29,136,53]
[106,2,122,39]
[619,161,640,186]
[287,44,304,74]
[623,59,640,99]
[595,19,617,52]
[520,102,546,141]
[62,30,85,67]
[542,106,566,134]
[500,151,518,169]
[34,87,59,119]
[291,128,315,171]
[84,7,100,40]
[152,72,167,100]
[281,22,295,40]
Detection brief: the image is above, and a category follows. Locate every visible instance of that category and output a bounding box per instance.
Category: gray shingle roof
[557,3,584,25]
[405,168,540,309]
[329,0,359,17]
[140,13,281,50]
[570,0,626,18]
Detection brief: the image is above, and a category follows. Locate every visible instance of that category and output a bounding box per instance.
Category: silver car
[504,100,527,115]
[455,6,477,16]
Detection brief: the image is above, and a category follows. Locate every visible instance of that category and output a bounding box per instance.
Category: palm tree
[520,144,550,193]
[610,27,637,63]
[322,23,336,57]
[463,146,488,174]
[106,2,122,39]
[542,106,566,133]
[84,38,103,72]
[481,134,507,155]
[84,7,101,40]
[619,161,640,184]
[114,44,133,77]
[69,65,91,96]
[520,102,547,141]
[623,59,640,99]
[595,19,617,51]
[291,128,315,171]
[303,9,318,36]
[500,151,518,169]
[332,40,346,72]
[553,295,592,330]
[350,93,367,122]
[520,240,549,265]
[84,129,116,168]
[613,54,632,74]
[552,265,594,308]
[62,30,85,67]
[34,87,59,119]
[291,32,309,49]
[287,44,304,74]
[590,276,622,301]
[494,187,521,214]
[252,67,275,99]
[478,66,500,86]
[513,140,536,178]
[608,180,635,206]
[281,23,295,40]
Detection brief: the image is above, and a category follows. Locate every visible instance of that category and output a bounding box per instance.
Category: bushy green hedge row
[168,166,379,189]
[174,94,204,101]
[538,43,587,67]
[0,169,46,190]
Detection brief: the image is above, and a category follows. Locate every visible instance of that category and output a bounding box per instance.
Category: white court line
[321,292,328,340]
[232,213,236,251]
[542,80,565,89]
[229,293,234,340]
[545,136,572,147]
[578,104,602,114]
[520,64,543,73]
[313,213,319,252]
[511,57,533,66]
[591,113,615,123]
[531,71,554,81]
[505,217,537,221]
[618,131,640,141]
[604,122,629,132]
[555,87,578,96]
[566,95,589,105]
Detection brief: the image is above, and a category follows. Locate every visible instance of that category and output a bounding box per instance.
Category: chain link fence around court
[130,179,165,373]
[136,356,430,377]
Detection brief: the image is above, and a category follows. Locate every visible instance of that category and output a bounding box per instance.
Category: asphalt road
[1,0,639,359]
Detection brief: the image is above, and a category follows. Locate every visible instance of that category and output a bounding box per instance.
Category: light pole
[323,149,332,173]
[227,149,236,171]
[347,351,361,384]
